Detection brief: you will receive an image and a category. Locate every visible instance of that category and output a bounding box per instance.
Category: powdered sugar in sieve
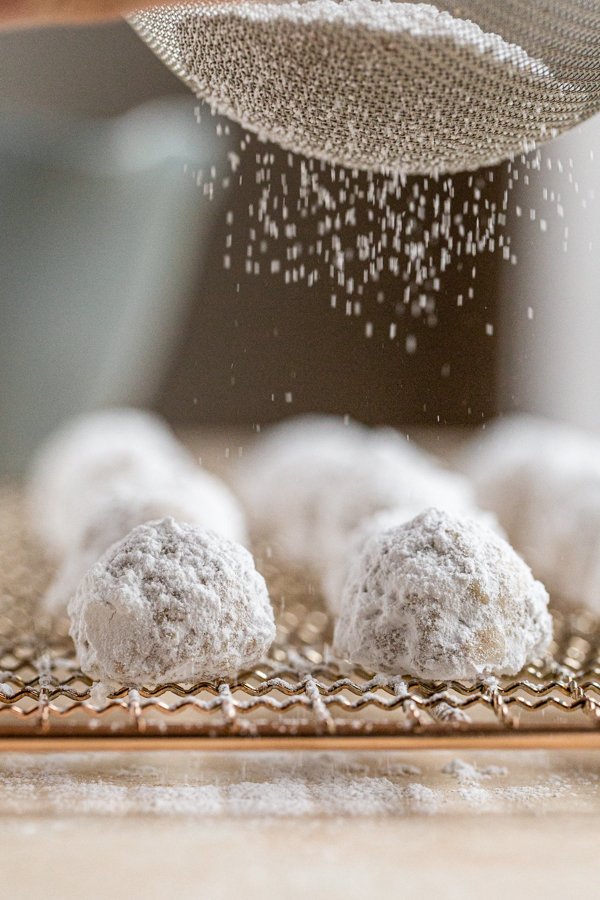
[129,0,600,175]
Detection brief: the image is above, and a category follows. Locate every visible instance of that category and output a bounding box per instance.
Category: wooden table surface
[1,747,598,899]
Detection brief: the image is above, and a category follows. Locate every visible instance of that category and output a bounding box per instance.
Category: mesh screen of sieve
[130,1,600,175]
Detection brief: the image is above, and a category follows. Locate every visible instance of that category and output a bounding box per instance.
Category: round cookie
[236,414,366,570]
[237,415,473,576]
[516,465,600,611]
[28,408,189,559]
[334,508,552,680]
[322,506,424,615]
[322,505,502,614]
[43,471,247,616]
[315,428,473,576]
[69,517,275,686]
[458,414,586,546]
[460,415,600,609]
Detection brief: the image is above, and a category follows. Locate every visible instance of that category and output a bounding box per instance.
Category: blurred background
[1,20,599,476]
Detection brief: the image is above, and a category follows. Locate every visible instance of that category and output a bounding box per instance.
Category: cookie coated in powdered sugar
[460,415,600,611]
[458,415,586,545]
[27,408,190,559]
[334,508,552,681]
[511,458,600,612]
[235,414,364,569]
[237,415,474,575]
[69,517,275,687]
[43,472,248,616]
[322,504,503,615]
[315,429,474,574]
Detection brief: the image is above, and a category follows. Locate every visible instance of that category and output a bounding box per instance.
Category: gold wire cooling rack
[1,484,600,751]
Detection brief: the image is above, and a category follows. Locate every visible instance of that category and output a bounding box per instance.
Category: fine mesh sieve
[130,1,600,175]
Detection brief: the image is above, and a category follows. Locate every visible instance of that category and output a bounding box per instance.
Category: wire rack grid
[1,485,600,751]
